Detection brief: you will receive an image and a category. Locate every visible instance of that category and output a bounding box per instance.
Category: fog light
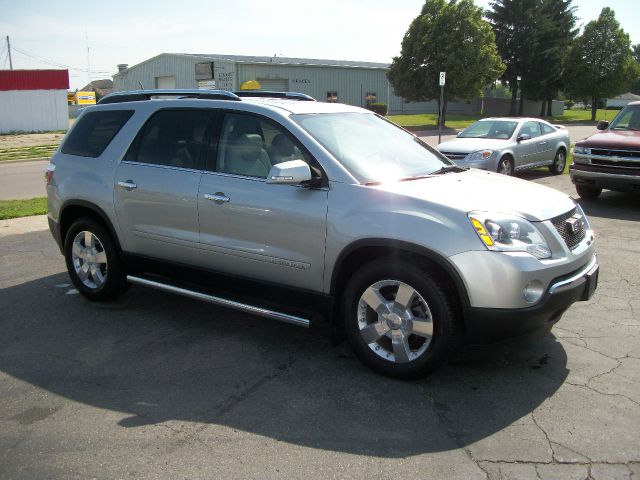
[523,280,544,303]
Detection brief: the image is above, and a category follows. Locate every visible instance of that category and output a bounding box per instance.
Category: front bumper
[463,257,599,344]
[570,164,640,193]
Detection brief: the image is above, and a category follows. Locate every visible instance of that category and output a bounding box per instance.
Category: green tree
[388,0,504,126]
[487,0,577,116]
[564,8,640,120]
[629,44,640,95]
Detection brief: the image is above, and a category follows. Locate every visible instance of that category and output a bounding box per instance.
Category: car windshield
[458,120,518,139]
[609,105,640,131]
[292,113,450,183]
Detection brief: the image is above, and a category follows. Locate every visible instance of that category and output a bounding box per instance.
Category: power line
[10,44,111,74]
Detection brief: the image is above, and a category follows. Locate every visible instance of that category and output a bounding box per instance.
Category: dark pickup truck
[570,101,640,199]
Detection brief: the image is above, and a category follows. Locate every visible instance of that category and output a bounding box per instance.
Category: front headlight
[466,150,494,162]
[573,145,590,155]
[468,212,551,259]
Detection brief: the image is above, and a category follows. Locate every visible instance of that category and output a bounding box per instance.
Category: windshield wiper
[430,165,468,175]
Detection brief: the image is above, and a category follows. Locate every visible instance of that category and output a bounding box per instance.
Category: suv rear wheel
[64,217,128,301]
[342,257,459,379]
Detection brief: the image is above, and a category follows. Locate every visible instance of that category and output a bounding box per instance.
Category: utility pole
[438,72,446,144]
[6,35,13,70]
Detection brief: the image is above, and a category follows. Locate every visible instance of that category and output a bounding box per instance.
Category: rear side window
[541,123,556,135]
[126,110,211,170]
[61,110,133,157]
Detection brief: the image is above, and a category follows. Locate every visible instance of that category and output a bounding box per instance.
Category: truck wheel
[576,185,602,199]
[64,217,128,301]
[549,149,566,175]
[342,257,459,379]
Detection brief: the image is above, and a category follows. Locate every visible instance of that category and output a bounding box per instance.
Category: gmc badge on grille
[566,214,584,234]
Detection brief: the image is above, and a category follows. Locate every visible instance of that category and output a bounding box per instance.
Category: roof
[608,92,640,101]
[0,70,69,91]
[114,53,390,77]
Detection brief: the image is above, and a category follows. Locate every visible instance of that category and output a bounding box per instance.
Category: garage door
[257,78,289,91]
[155,76,176,89]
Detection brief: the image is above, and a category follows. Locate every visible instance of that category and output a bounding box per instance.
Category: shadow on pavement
[1,265,569,458]
[575,192,640,222]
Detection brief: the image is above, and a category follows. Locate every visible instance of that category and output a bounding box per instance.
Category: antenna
[6,36,13,70]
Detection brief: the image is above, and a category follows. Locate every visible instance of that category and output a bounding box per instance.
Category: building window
[326,91,338,103]
[365,92,377,104]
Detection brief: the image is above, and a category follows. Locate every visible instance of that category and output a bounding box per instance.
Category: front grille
[439,151,467,161]
[550,207,586,250]
[591,158,640,169]
[591,148,640,159]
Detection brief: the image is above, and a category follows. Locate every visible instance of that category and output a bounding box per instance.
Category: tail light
[45,164,55,185]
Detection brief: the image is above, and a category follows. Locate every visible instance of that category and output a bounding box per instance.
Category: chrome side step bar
[126,275,310,328]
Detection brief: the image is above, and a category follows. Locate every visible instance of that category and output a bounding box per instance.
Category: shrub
[366,103,388,115]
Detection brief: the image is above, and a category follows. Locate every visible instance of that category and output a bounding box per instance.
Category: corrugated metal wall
[112,54,483,115]
[0,90,68,133]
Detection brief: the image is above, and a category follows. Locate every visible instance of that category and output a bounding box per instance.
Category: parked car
[437,118,570,175]
[571,101,640,199]
[46,90,598,379]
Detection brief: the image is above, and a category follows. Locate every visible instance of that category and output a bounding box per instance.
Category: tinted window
[610,105,640,130]
[216,113,308,179]
[519,121,542,139]
[62,110,133,157]
[541,123,556,135]
[131,110,210,169]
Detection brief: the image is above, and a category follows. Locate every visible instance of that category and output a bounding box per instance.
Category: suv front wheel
[342,257,459,379]
[64,217,128,301]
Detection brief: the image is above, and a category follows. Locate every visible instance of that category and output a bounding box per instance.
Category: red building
[0,69,69,133]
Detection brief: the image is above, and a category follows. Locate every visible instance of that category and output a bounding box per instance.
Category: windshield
[292,113,449,183]
[609,105,640,131]
[458,120,518,139]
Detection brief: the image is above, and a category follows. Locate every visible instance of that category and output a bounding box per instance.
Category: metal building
[0,70,69,133]
[112,53,479,115]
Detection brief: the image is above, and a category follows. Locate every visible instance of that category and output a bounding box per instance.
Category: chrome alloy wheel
[71,231,108,289]
[555,151,566,172]
[357,280,434,363]
[498,158,513,175]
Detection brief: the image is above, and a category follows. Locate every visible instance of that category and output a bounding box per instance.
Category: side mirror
[517,133,531,142]
[596,120,609,131]
[456,132,462,138]
[266,160,312,185]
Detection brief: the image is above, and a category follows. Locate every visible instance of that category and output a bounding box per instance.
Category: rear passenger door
[197,112,329,292]
[113,109,212,265]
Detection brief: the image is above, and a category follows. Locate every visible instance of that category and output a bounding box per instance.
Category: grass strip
[0,145,58,161]
[0,197,48,220]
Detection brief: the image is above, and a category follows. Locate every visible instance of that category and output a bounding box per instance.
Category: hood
[371,169,575,222]
[437,137,511,154]
[577,130,640,150]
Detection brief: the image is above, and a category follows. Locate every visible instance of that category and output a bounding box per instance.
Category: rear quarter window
[61,110,134,157]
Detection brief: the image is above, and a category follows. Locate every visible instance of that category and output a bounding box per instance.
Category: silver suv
[46,89,599,379]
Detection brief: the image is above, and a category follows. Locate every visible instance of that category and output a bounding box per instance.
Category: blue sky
[0,0,638,89]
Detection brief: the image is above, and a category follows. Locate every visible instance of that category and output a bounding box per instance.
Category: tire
[575,184,602,199]
[549,149,566,175]
[497,156,514,176]
[342,257,459,380]
[64,217,128,301]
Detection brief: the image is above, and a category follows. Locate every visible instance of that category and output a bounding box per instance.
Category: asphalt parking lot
[1,175,638,479]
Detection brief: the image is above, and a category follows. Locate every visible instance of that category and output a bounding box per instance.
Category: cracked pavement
[0,175,638,479]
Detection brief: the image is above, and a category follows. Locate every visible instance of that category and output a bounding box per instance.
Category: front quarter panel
[323,181,478,293]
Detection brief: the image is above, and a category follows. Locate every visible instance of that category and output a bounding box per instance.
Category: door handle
[204,192,230,205]
[538,141,547,145]
[118,180,137,191]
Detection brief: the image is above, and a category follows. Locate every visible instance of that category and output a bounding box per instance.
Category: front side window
[62,110,133,157]
[293,112,449,184]
[610,105,640,130]
[129,110,210,169]
[216,113,308,179]
[519,121,542,139]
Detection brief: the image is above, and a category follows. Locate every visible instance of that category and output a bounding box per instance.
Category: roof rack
[234,91,316,101]
[97,89,241,104]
